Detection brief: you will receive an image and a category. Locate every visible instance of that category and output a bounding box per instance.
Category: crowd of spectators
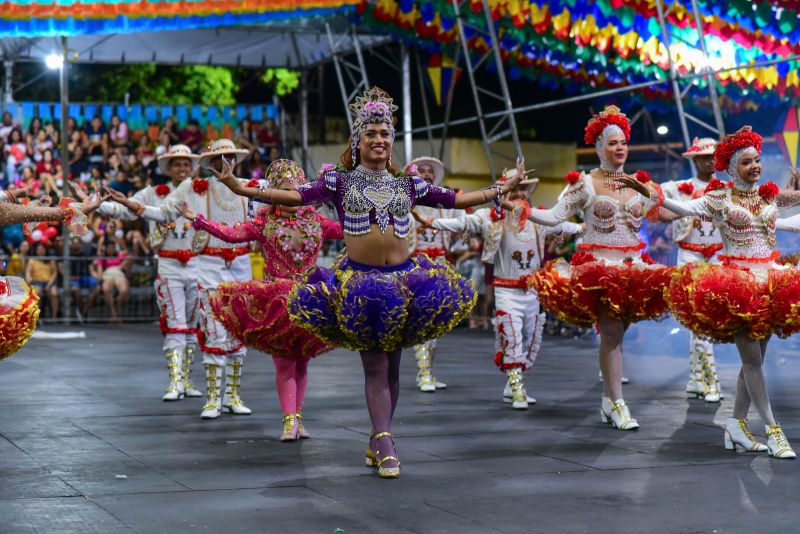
[0,110,283,322]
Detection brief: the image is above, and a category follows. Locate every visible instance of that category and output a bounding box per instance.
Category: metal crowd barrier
[2,254,161,324]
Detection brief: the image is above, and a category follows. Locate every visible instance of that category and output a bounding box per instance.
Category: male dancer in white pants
[662,137,723,402]
[108,139,253,418]
[97,144,201,402]
[417,170,582,409]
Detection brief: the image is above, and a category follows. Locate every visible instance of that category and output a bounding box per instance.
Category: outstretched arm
[96,186,150,221]
[427,211,485,235]
[181,205,262,244]
[0,194,102,226]
[193,214,261,243]
[616,176,712,218]
[211,156,304,206]
[776,213,800,233]
[452,158,529,209]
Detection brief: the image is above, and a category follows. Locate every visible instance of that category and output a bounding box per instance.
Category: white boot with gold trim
[723,418,767,452]
[182,346,202,398]
[504,368,533,410]
[200,363,223,419]
[600,397,639,430]
[162,349,184,401]
[765,424,796,459]
[222,358,252,415]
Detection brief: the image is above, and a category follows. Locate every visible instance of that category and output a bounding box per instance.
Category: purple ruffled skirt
[288,254,477,352]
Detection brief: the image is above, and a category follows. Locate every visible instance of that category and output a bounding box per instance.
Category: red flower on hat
[564,170,581,185]
[155,184,170,197]
[677,182,694,196]
[635,170,651,184]
[759,181,779,201]
[192,179,209,195]
[714,126,762,172]
[704,178,726,193]
[584,106,631,146]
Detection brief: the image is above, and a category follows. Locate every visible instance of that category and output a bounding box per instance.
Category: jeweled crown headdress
[266,159,305,189]
[350,87,398,164]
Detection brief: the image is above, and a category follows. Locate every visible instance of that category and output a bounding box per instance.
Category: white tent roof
[0,19,389,69]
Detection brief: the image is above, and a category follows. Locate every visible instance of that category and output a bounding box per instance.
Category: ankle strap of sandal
[374,431,394,441]
[377,455,399,466]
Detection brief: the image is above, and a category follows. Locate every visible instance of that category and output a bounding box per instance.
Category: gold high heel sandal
[295,412,310,439]
[365,430,378,468]
[374,431,400,478]
[281,414,298,442]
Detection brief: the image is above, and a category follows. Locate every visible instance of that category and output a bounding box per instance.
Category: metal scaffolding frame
[452,0,521,178]
[655,0,726,148]
[326,23,370,132]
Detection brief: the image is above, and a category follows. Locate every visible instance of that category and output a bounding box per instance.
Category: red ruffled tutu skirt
[668,263,800,342]
[0,276,40,361]
[210,279,333,359]
[529,253,673,327]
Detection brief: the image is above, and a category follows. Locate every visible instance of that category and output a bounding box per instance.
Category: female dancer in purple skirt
[214,87,523,478]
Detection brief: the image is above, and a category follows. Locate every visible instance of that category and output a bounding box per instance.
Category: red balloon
[44,226,58,239]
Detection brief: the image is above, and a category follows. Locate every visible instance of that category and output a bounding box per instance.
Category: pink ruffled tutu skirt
[210,279,333,359]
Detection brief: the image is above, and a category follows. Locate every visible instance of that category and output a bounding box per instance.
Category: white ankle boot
[200,364,223,419]
[503,376,535,405]
[182,347,202,398]
[765,424,796,459]
[504,369,533,409]
[162,349,185,401]
[600,397,639,430]
[222,358,252,415]
[723,418,767,452]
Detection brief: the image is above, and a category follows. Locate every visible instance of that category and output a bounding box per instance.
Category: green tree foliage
[92,65,238,105]
[261,68,300,96]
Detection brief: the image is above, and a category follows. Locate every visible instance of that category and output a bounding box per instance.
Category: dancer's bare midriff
[344,224,409,266]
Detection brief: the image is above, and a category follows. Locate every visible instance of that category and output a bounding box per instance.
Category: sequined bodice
[705,189,777,258]
[260,209,324,280]
[337,166,413,236]
[583,192,645,249]
[296,163,456,239]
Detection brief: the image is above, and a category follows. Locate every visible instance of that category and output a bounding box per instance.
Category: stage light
[657,125,669,135]
[45,54,63,70]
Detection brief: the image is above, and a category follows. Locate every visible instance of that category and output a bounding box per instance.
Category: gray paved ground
[1,319,799,534]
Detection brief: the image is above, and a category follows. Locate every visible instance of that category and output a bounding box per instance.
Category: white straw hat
[198,138,249,169]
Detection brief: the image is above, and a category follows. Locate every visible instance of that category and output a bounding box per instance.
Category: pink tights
[272,355,310,414]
